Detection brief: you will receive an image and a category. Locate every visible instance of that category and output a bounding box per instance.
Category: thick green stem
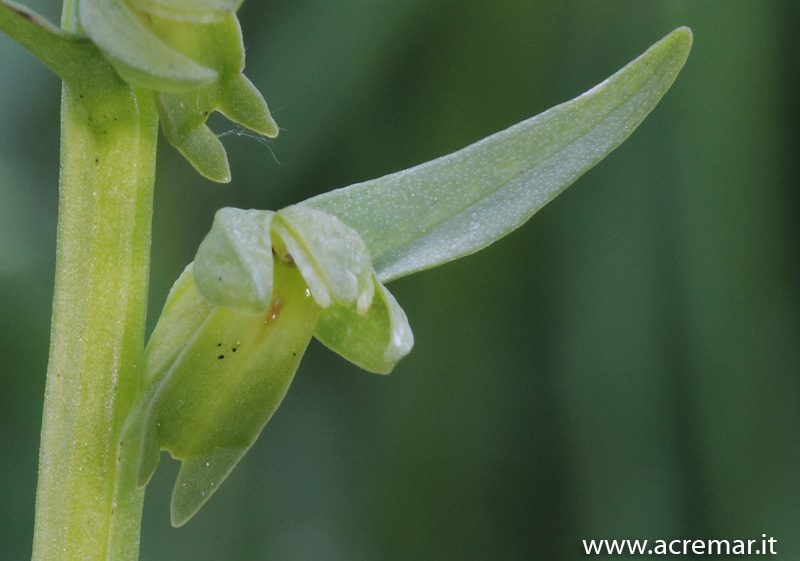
[30,63,158,561]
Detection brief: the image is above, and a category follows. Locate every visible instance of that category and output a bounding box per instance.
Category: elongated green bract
[304,27,693,282]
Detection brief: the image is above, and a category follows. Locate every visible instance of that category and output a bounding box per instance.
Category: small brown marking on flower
[271,246,295,266]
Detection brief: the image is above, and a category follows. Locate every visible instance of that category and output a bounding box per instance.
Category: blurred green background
[2,0,800,559]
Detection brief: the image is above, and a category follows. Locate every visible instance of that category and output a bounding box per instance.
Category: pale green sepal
[170,120,232,182]
[141,264,215,389]
[79,0,217,92]
[128,264,215,488]
[137,261,320,525]
[217,74,279,138]
[274,205,375,311]
[170,446,247,527]
[315,277,413,374]
[134,413,161,488]
[127,0,242,24]
[194,208,275,314]
[303,27,693,282]
[0,0,115,86]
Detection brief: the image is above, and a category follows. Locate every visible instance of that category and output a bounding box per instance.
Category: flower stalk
[31,76,158,561]
[11,0,275,555]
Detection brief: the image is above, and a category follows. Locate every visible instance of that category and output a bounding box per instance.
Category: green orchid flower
[127,26,693,528]
[125,205,412,526]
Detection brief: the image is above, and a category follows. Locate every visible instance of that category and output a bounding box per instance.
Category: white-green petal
[157,118,231,183]
[314,277,413,374]
[79,0,217,92]
[274,205,374,309]
[379,283,414,365]
[216,74,279,138]
[194,208,275,315]
[271,217,331,307]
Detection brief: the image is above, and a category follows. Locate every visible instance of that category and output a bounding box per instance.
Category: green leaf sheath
[31,83,158,560]
[304,27,692,283]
